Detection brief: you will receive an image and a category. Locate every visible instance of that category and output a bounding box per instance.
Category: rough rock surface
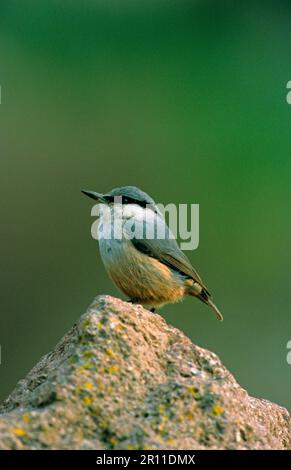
[0,295,290,450]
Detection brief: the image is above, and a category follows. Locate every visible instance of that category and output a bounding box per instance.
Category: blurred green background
[0,0,290,410]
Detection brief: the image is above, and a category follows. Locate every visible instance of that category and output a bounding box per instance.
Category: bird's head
[82,186,158,215]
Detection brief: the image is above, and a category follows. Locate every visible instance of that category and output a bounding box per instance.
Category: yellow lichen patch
[127,444,136,450]
[81,319,90,331]
[142,445,152,450]
[185,411,194,420]
[75,367,87,376]
[83,361,95,370]
[83,396,93,406]
[75,380,95,394]
[158,404,165,414]
[110,436,118,447]
[187,386,200,398]
[212,404,224,416]
[107,365,119,374]
[12,428,27,437]
[105,348,115,357]
[22,413,31,423]
[167,437,175,445]
[83,350,94,359]
[83,381,94,391]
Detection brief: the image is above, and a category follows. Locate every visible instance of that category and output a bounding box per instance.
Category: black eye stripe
[103,195,114,203]
[124,197,142,206]
[104,195,148,208]
[124,197,148,208]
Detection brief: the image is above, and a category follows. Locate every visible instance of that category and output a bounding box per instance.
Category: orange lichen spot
[12,428,27,437]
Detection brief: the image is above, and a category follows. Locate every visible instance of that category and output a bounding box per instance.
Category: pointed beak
[81,190,106,203]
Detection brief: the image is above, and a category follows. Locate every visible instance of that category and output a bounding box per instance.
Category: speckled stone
[0,295,290,450]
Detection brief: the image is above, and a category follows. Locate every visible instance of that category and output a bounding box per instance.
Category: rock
[0,295,290,450]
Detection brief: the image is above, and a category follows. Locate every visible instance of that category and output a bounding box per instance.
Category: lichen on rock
[0,295,290,450]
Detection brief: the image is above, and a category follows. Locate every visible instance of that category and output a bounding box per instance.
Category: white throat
[97,203,158,241]
[99,203,156,224]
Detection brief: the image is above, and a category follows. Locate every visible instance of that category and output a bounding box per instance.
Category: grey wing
[124,215,208,292]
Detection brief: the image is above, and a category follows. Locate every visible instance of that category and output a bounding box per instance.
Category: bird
[82,186,223,321]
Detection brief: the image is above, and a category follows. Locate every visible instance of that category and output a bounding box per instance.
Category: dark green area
[0,1,290,409]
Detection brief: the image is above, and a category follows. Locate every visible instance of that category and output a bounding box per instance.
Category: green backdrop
[0,1,290,410]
